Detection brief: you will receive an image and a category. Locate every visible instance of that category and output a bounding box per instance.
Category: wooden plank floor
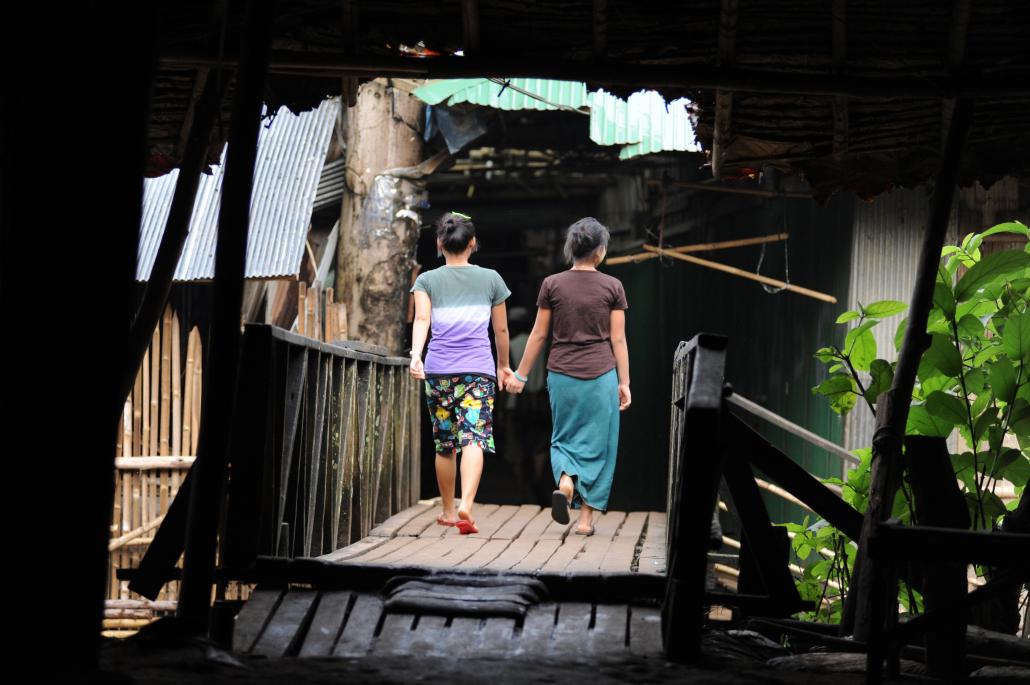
[319,501,667,575]
[234,587,665,660]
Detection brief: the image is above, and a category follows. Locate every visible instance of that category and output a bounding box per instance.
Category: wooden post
[178,0,276,629]
[906,436,969,679]
[663,334,727,660]
[335,79,424,353]
[846,99,973,642]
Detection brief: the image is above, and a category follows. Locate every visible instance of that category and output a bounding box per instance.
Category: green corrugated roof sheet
[413,79,699,159]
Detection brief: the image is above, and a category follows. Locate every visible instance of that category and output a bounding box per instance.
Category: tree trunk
[336,79,425,353]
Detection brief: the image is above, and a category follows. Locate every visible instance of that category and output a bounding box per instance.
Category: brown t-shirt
[536,270,629,380]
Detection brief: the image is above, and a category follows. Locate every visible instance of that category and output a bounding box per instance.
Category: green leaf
[865,359,894,404]
[923,334,963,378]
[813,376,858,415]
[980,221,1029,239]
[835,310,861,324]
[1001,453,1030,488]
[815,346,840,363]
[957,314,984,341]
[906,404,954,437]
[864,300,907,318]
[989,357,1017,403]
[972,407,996,443]
[956,299,998,321]
[989,448,1022,479]
[954,250,1030,302]
[1001,312,1030,362]
[845,320,879,372]
[933,282,956,321]
[925,391,969,425]
[894,317,908,352]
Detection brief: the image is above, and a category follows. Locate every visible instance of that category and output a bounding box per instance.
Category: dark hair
[435,212,476,254]
[563,217,610,264]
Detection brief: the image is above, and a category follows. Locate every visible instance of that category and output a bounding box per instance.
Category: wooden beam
[729,413,864,541]
[122,76,225,403]
[847,99,974,642]
[711,0,739,177]
[831,0,848,159]
[592,0,608,58]
[177,0,277,629]
[941,0,972,146]
[158,53,1030,99]
[906,436,969,680]
[648,179,813,199]
[869,523,1030,567]
[641,244,838,303]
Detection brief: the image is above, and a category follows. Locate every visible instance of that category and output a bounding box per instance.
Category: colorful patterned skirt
[424,374,496,454]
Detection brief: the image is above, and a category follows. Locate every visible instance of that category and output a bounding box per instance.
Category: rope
[756,194,791,293]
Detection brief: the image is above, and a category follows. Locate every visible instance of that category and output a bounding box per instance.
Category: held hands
[618,384,632,411]
[497,366,514,393]
[504,369,526,394]
[409,355,426,380]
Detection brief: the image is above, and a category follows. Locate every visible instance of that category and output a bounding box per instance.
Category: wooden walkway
[233,587,664,660]
[317,501,668,575]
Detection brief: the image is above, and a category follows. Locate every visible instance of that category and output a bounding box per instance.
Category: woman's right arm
[508,308,551,393]
[409,290,431,379]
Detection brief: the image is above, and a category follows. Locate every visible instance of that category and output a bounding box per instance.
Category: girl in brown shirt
[506,218,631,535]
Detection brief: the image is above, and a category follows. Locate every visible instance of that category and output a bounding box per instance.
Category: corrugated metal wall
[602,177,854,518]
[843,178,1026,451]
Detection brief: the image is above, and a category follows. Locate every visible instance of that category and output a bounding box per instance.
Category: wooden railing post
[662,333,728,660]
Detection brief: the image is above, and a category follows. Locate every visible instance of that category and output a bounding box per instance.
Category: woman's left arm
[491,302,512,387]
[610,309,631,410]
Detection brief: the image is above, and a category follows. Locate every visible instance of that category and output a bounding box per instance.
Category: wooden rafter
[160,52,1030,99]
[831,0,848,159]
[711,0,739,177]
[941,0,972,146]
[593,0,608,58]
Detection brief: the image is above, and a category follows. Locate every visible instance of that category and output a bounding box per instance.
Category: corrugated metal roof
[414,78,590,112]
[413,79,698,159]
[313,157,345,212]
[137,98,339,281]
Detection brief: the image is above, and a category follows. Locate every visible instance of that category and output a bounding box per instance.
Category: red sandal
[455,519,478,535]
[436,515,457,527]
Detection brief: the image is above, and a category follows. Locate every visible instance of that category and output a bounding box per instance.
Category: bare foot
[457,502,474,524]
[437,508,458,526]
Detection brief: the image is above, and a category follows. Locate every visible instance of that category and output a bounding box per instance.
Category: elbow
[611,334,627,347]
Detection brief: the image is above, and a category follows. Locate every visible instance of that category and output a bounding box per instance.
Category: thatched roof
[151,0,1030,197]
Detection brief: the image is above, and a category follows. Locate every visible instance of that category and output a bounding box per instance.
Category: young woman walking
[506,217,630,535]
[410,212,512,535]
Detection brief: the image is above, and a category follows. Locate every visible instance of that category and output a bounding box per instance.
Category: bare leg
[457,443,484,522]
[435,450,458,522]
[575,503,595,533]
[558,472,575,502]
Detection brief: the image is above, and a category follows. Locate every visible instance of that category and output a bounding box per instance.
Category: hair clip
[450,211,471,220]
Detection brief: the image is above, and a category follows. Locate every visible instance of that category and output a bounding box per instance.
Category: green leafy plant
[795,220,1030,621]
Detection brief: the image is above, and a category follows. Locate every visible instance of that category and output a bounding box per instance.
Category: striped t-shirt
[411,265,511,380]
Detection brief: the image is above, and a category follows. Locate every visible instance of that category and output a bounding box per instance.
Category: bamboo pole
[109,515,165,551]
[171,312,182,456]
[132,365,143,455]
[640,244,837,303]
[149,328,160,455]
[606,233,790,266]
[141,348,151,455]
[298,281,307,336]
[181,327,196,453]
[159,308,172,456]
[114,456,196,470]
[727,392,859,465]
